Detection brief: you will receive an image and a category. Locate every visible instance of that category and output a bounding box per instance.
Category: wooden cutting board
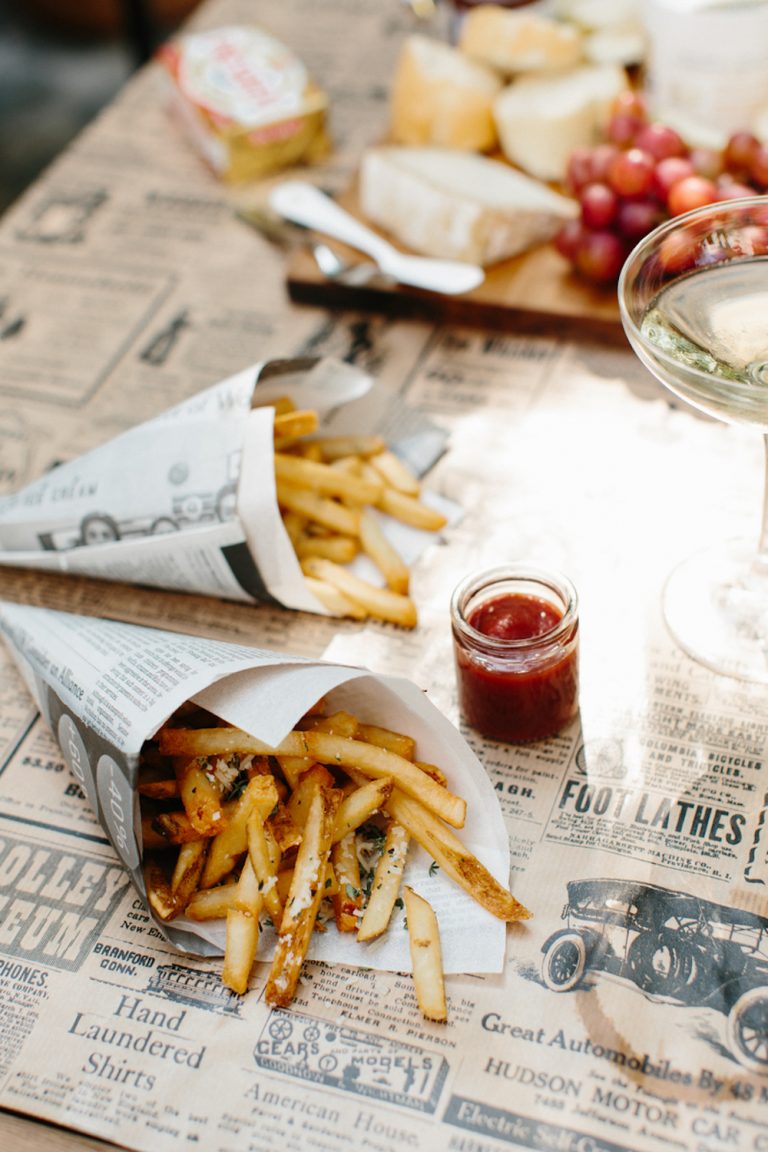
[284,183,624,340]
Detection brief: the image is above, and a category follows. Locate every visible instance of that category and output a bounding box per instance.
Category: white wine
[639,257,768,428]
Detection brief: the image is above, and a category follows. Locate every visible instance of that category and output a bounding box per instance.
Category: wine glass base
[664,538,768,683]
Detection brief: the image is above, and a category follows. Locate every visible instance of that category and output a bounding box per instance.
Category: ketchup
[451,569,579,744]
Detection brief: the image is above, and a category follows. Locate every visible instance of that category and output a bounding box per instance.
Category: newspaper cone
[0,600,512,974]
[0,357,449,614]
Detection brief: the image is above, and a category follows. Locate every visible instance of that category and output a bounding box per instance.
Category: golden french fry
[266,800,303,853]
[313,434,387,461]
[276,481,361,537]
[275,452,383,504]
[137,770,178,800]
[415,760,448,787]
[253,394,295,415]
[152,810,215,845]
[170,839,208,911]
[304,576,369,620]
[294,533,359,564]
[246,810,283,927]
[159,727,466,829]
[303,710,360,738]
[404,886,447,1023]
[357,820,409,942]
[185,882,239,921]
[287,764,336,830]
[265,778,341,1007]
[369,449,420,496]
[332,776,393,843]
[201,775,279,889]
[300,557,418,630]
[141,815,176,851]
[331,831,362,932]
[357,722,416,761]
[359,509,410,595]
[385,787,531,922]
[175,756,224,836]
[222,857,264,995]
[143,858,178,922]
[377,487,448,532]
[273,409,319,441]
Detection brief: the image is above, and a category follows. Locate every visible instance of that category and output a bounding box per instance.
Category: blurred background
[0,0,199,211]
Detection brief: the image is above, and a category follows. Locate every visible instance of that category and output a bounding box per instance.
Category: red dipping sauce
[451,566,579,743]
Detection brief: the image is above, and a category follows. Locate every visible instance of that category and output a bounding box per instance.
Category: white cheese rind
[493,63,628,181]
[359,147,577,267]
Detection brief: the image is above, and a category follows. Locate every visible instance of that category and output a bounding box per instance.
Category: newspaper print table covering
[2,1,768,1150]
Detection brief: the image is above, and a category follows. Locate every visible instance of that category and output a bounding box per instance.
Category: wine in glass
[618,195,768,682]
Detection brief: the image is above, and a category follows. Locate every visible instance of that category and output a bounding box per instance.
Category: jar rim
[450,563,578,651]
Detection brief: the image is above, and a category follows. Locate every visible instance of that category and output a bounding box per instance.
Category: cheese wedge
[389,34,503,152]
[459,7,584,75]
[358,147,578,268]
[494,63,628,182]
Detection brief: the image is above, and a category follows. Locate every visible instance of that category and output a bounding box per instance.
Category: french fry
[275,452,383,505]
[300,557,418,629]
[276,481,362,537]
[312,434,387,461]
[357,722,416,761]
[377,487,448,532]
[369,449,421,496]
[159,726,466,829]
[357,820,409,942]
[332,776,393,843]
[331,831,362,932]
[253,394,295,415]
[201,775,279,889]
[170,839,208,911]
[152,810,214,845]
[404,887,447,1023]
[385,787,531,923]
[286,764,336,830]
[304,576,369,620]
[302,710,360,738]
[294,533,359,564]
[273,409,319,442]
[222,856,264,995]
[265,777,341,1007]
[186,882,239,921]
[246,810,283,927]
[175,756,224,836]
[359,509,410,595]
[143,857,178,922]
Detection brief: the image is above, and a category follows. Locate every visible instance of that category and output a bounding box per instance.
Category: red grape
[634,122,686,161]
[616,198,665,239]
[607,148,656,199]
[580,182,619,229]
[666,175,719,216]
[575,229,628,284]
[689,146,723,180]
[607,112,641,149]
[654,155,695,200]
[749,143,768,188]
[553,218,586,262]
[724,131,761,176]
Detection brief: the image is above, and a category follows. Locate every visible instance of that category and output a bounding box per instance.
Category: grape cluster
[555,90,768,285]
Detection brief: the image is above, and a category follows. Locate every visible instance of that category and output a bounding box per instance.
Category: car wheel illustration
[80,513,120,546]
[216,483,238,522]
[150,517,179,535]
[541,932,588,992]
[726,987,768,1072]
[628,929,701,998]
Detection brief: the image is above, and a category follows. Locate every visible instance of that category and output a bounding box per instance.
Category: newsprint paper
[2,0,768,1150]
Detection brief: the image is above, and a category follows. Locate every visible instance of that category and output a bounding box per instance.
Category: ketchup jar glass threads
[450,564,580,743]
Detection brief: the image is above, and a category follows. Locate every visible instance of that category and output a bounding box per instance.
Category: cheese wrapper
[158,25,330,182]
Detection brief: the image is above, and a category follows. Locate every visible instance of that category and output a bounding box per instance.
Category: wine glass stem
[757,434,768,573]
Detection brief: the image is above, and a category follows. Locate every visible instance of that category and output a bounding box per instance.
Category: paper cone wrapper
[0,601,511,975]
[0,357,450,614]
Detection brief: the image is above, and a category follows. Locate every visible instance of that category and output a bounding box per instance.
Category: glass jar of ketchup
[451,564,579,743]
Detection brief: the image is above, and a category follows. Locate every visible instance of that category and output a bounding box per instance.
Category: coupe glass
[618,195,768,682]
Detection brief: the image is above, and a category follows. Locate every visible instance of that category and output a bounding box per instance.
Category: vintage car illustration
[541,878,768,1073]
